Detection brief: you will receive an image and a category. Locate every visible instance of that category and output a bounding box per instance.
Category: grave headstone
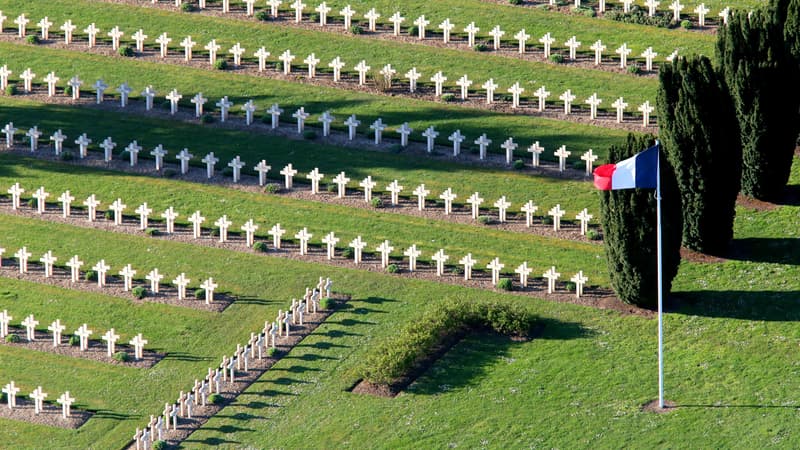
[515,261,533,287]
[173,273,190,300]
[293,107,310,133]
[422,126,439,153]
[329,56,345,82]
[57,391,75,418]
[359,176,377,202]
[66,255,83,282]
[386,180,403,205]
[32,186,49,213]
[188,211,205,239]
[254,160,272,186]
[135,203,152,230]
[548,204,565,231]
[161,206,178,233]
[370,118,386,144]
[322,232,339,260]
[48,319,66,346]
[348,236,367,264]
[412,184,430,210]
[431,71,447,97]
[459,253,477,280]
[304,53,321,78]
[75,323,93,351]
[241,219,259,247]
[29,386,47,415]
[255,47,271,72]
[389,12,405,36]
[494,196,511,222]
[228,156,245,183]
[200,278,217,304]
[554,145,571,172]
[146,268,164,294]
[101,328,120,356]
[514,29,530,54]
[404,245,421,271]
[332,172,350,198]
[269,223,286,249]
[405,67,421,93]
[280,163,298,188]
[202,152,219,178]
[180,36,197,61]
[279,49,296,74]
[130,333,148,360]
[543,266,560,293]
[432,249,449,276]
[214,215,233,242]
[576,208,593,235]
[487,257,505,286]
[571,271,588,297]
[295,228,312,255]
[501,137,518,164]
[40,250,57,277]
[507,82,524,108]
[448,129,465,156]
[22,314,39,341]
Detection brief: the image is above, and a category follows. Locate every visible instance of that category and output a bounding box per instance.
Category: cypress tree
[600,134,682,309]
[716,3,800,200]
[657,56,742,255]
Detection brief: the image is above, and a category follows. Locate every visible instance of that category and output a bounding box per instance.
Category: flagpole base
[641,399,677,413]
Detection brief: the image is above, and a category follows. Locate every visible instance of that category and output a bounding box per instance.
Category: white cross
[228,156,245,182]
[165,88,182,115]
[719,7,730,25]
[399,245,420,272]
[75,323,93,351]
[15,14,29,37]
[322,232,339,259]
[379,64,396,87]
[405,67,421,93]
[2,381,20,409]
[22,126,39,150]
[60,20,77,44]
[639,101,655,127]
[116,82,132,107]
[564,36,581,60]
[279,49,295,74]
[645,0,660,16]
[241,219,258,247]
[146,268,164,293]
[142,85,156,111]
[48,319,66,347]
[107,26,124,50]
[293,107,310,133]
[267,0,282,17]
[332,172,350,198]
[622,0,634,12]
[501,137,518,164]
[580,150,599,175]
[32,186,49,213]
[456,75,473,100]
[494,196,511,222]
[318,111,335,136]
[616,43,632,68]
[576,208,593,235]
[560,90,576,115]
[329,56,346,82]
[413,15,430,39]
[585,93,602,120]
[84,22,99,47]
[151,144,168,171]
[132,203,151,232]
[229,42,245,66]
[316,2,332,25]
[269,223,286,249]
[548,204,565,230]
[92,78,109,104]
[365,8,381,31]
[375,240,394,268]
[514,29,531,54]
[466,192,484,219]
[267,103,284,129]
[37,16,53,40]
[156,33,172,58]
[695,3,710,26]
[412,184,430,210]
[521,200,539,227]
[50,130,67,155]
[291,0,306,22]
[464,22,480,47]
[22,314,39,341]
[389,12,405,36]
[0,65,11,92]
[102,328,121,355]
[641,47,658,71]
[173,273,190,300]
[129,333,148,360]
[132,29,148,52]
[66,255,83,282]
[515,262,533,287]
[370,118,386,144]
[487,257,505,286]
[489,25,505,50]
[176,148,194,174]
[590,40,606,65]
[543,266,561,293]
[0,311,12,339]
[431,71,447,97]
[571,271,589,297]
[98,137,116,162]
[280,164,298,188]
[108,198,126,225]
[422,126,439,153]
[92,259,111,287]
[214,215,233,242]
[161,206,178,233]
[669,0,684,20]
[539,32,556,58]
[304,53,321,78]
[200,278,218,304]
[66,75,82,100]
[349,236,367,264]
[439,18,454,43]
[180,36,197,61]
[74,133,92,158]
[307,168,324,194]
[83,194,100,221]
[205,39,221,65]
[449,130,465,156]
[14,246,31,274]
[20,68,35,93]
[188,211,205,239]
[254,160,272,186]
[216,96,233,122]
[294,227,313,255]
[57,392,75,418]
[359,176,377,202]
[386,180,403,205]
[431,249,449,276]
[611,97,629,123]
[439,188,457,215]
[255,47,271,72]
[507,82,524,108]
[43,72,59,97]
[534,86,551,112]
[7,182,24,209]
[29,387,47,415]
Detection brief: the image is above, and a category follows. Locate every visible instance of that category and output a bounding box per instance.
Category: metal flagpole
[655,140,664,409]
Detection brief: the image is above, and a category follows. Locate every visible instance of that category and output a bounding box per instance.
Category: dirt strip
[0,30,656,133]
[0,395,93,430]
[123,294,350,448]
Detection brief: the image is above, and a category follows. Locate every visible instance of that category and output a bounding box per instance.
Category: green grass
[0,43,632,160]
[0,158,608,285]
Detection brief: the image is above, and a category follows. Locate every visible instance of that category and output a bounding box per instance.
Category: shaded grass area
[0,42,631,160]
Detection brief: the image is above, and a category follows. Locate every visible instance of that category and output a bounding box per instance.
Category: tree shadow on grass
[295,341,351,350]
[185,436,241,446]
[284,352,338,362]
[771,184,800,207]
[671,290,800,321]
[725,238,800,265]
[678,403,798,409]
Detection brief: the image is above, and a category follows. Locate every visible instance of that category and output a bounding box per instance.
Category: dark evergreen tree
[716,2,800,200]
[600,134,682,309]
[657,56,741,255]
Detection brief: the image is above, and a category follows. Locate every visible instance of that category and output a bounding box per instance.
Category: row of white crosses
[1,380,76,418]
[134,278,333,448]
[0,309,148,360]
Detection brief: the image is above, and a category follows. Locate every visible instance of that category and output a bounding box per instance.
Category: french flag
[593,144,659,190]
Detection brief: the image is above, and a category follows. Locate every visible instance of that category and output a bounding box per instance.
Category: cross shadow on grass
[672,290,800,321]
[678,403,799,409]
[163,352,214,362]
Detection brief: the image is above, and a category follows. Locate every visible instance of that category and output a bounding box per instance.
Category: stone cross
[329,56,345,82]
[173,273,190,300]
[370,118,386,144]
[3,381,20,409]
[75,323,93,351]
[466,192,484,219]
[332,172,350,198]
[0,66,12,92]
[365,8,381,32]
[74,133,92,159]
[7,182,24,209]
[439,188,457,215]
[456,75,472,100]
[507,82,524,109]
[280,163,298,188]
[316,2,332,25]
[48,319,66,347]
[404,245,421,271]
[116,82,133,108]
[54,391,74,419]
[119,264,136,291]
[14,14,29,37]
[14,247,31,274]
[20,68,36,93]
[616,43,632,68]
[100,137,116,162]
[279,49,295,74]
[176,148,194,175]
[322,232,339,260]
[494,196,512,222]
[306,168,324,194]
[612,97,628,123]
[200,278,218,304]
[571,271,588,297]
[645,0,660,16]
[379,64,396,88]
[359,176,377,202]
[32,186,49,213]
[464,22,480,47]
[293,107,310,133]
[180,36,197,61]
[92,259,111,287]
[155,33,172,58]
[695,3,710,26]
[590,40,606,65]
[576,208,593,235]
[581,150,598,175]
[514,29,530,54]
[241,219,259,247]
[60,20,77,44]
[501,137,518,164]
[40,251,57,278]
[719,7,731,25]
[188,211,205,239]
[151,145,168,171]
[91,79,110,105]
[638,101,654,127]
[269,223,286,249]
[565,36,581,60]
[449,130,465,156]
[142,85,157,111]
[201,152,219,179]
[214,215,233,242]
[229,43,245,66]
[560,90,576,115]
[135,203,152,230]
[42,72,59,97]
[101,328,120,356]
[255,47,271,72]
[405,67,421,93]
[389,12,405,36]
[622,0,634,12]
[0,310,11,339]
[459,253,477,280]
[487,257,505,286]
[439,18,455,43]
[304,53,321,78]
[22,314,39,341]
[266,0,282,17]
[585,93,602,120]
[146,268,164,293]
[132,29,148,52]
[166,89,182,115]
[216,96,233,122]
[489,25,505,50]
[66,255,83,282]
[641,47,658,71]
[376,240,394,268]
[228,156,245,183]
[431,71,447,97]
[422,126,439,153]
[386,180,403,205]
[108,26,124,50]
[254,160,272,186]
[548,204,565,230]
[318,111,334,136]
[544,266,561,293]
[348,236,367,264]
[413,15,430,39]
[533,86,551,112]
[554,145,571,172]
[161,206,178,233]
[539,32,555,58]
[29,387,47,415]
[397,122,413,147]
[267,104,284,129]
[291,0,306,22]
[50,130,67,155]
[205,39,221,65]
[515,262,533,287]
[24,126,42,153]
[83,194,100,221]
[432,249,449,276]
[412,184,430,210]
[129,333,148,360]
[84,22,99,46]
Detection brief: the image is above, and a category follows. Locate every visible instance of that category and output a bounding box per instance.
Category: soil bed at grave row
[123,294,350,449]
[0,257,234,313]
[98,0,668,78]
[0,34,656,133]
[1,145,602,245]
[0,395,93,430]
[0,205,649,318]
[2,326,163,368]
